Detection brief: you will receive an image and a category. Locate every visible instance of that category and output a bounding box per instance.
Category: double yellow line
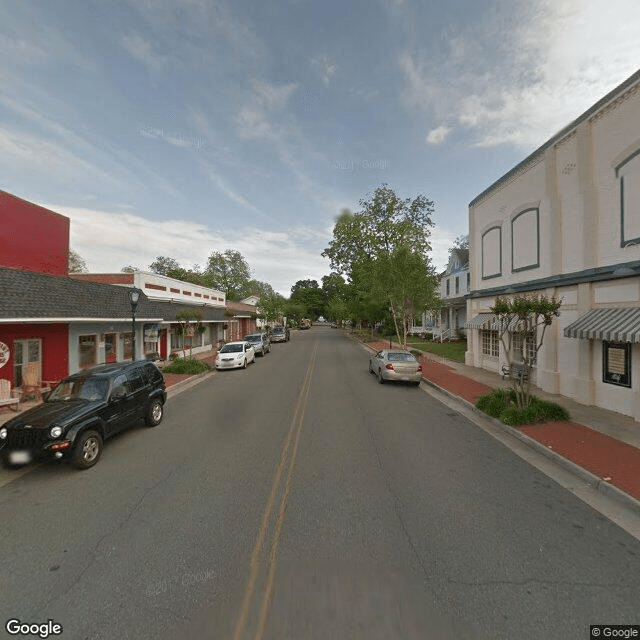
[232,341,318,640]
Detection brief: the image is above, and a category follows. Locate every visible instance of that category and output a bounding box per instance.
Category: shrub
[475,388,515,418]
[162,358,210,374]
[476,390,568,425]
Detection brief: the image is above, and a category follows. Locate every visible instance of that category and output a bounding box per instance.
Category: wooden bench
[0,379,20,411]
[501,363,529,382]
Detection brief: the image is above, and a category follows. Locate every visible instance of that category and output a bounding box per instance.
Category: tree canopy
[322,184,438,345]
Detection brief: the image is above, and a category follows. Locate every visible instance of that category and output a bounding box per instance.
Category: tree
[490,294,562,408]
[149,256,181,276]
[290,279,324,319]
[205,250,252,300]
[322,185,438,344]
[257,292,286,327]
[68,250,88,273]
[121,265,138,273]
[322,185,435,274]
[175,309,203,359]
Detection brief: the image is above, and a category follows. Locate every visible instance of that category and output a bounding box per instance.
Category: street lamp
[128,287,142,361]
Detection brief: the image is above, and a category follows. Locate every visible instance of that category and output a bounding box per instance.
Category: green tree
[205,250,252,300]
[322,185,437,343]
[491,294,562,408]
[290,279,324,319]
[283,300,307,327]
[322,185,435,273]
[149,256,182,276]
[257,292,286,327]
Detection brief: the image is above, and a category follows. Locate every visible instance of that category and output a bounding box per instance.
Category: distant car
[244,333,271,356]
[368,349,423,386]
[270,326,290,343]
[0,361,166,470]
[300,319,312,330]
[215,342,256,370]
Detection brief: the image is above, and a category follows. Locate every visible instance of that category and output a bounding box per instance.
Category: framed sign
[0,341,9,369]
[602,341,631,388]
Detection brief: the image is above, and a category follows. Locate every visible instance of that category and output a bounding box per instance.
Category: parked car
[368,349,423,386]
[244,333,271,356]
[0,361,166,470]
[215,342,256,370]
[270,326,290,343]
[300,318,312,329]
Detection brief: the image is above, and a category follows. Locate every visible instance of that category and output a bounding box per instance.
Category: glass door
[13,339,42,387]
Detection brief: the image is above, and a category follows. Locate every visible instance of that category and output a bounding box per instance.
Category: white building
[466,69,640,421]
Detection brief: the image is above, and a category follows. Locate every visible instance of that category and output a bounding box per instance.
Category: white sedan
[215,342,256,370]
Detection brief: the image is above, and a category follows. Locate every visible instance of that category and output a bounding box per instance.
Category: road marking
[232,341,318,640]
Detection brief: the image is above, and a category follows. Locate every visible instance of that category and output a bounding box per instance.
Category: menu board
[603,342,631,387]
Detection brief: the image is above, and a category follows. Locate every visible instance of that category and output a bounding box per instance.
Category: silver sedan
[368,349,423,386]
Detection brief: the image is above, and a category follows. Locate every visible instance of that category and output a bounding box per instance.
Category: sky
[1,0,639,296]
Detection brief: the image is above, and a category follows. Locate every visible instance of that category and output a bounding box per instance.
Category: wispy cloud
[121,33,168,73]
[426,126,451,145]
[311,55,337,86]
[399,0,640,149]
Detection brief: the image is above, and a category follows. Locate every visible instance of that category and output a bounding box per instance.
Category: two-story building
[465,68,640,421]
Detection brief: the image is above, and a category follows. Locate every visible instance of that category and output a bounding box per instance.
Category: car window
[47,377,108,402]
[221,344,242,353]
[126,369,145,392]
[77,378,109,401]
[387,353,416,362]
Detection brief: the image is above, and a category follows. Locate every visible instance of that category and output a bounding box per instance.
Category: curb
[360,340,640,514]
[166,369,216,399]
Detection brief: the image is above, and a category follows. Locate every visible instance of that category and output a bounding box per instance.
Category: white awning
[564,307,640,342]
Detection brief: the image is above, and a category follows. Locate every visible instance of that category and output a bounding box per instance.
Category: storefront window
[79,335,97,368]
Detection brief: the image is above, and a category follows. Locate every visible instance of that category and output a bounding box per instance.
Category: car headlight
[50,426,63,438]
[0,427,6,439]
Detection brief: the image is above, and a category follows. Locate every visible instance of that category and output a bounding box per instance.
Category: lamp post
[128,287,142,361]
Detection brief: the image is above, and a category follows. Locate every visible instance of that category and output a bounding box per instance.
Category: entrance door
[104,333,117,363]
[13,339,42,388]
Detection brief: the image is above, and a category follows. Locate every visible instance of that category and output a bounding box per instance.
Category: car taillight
[385,363,394,370]
[417,365,422,372]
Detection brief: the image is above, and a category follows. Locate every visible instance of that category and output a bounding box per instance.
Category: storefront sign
[0,341,9,369]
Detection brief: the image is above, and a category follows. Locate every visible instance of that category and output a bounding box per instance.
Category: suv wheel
[72,430,103,469]
[146,399,164,426]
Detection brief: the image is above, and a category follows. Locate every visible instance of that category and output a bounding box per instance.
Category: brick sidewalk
[368,341,640,502]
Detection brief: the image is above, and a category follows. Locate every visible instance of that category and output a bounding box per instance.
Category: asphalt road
[1,327,639,639]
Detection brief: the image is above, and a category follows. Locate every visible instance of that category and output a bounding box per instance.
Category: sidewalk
[368,340,640,506]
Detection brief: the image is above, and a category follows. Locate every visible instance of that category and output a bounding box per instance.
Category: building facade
[466,69,640,420]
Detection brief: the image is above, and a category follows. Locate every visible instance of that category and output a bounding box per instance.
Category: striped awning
[465,313,499,330]
[564,307,640,342]
[465,313,525,331]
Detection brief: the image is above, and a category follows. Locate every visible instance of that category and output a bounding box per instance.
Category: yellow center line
[232,341,318,640]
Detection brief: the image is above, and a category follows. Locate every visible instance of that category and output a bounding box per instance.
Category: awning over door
[564,307,640,342]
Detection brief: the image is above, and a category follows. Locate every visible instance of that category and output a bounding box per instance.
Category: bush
[162,358,210,374]
[475,389,569,425]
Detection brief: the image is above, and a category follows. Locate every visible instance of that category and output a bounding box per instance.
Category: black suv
[0,361,166,470]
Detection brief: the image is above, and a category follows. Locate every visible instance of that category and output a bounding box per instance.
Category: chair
[0,378,20,411]
[21,362,42,401]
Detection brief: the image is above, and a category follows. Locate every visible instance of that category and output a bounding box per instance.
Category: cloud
[399,0,640,149]
[121,33,168,73]
[311,55,337,86]
[426,126,451,145]
[53,205,331,296]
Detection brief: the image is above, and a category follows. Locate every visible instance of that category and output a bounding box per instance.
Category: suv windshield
[244,335,261,342]
[272,328,284,334]
[47,377,109,402]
